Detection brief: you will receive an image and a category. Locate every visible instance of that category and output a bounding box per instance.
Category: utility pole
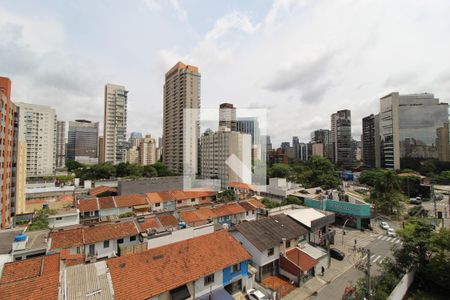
[367,248,372,300]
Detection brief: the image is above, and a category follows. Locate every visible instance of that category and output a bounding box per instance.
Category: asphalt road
[312,230,399,300]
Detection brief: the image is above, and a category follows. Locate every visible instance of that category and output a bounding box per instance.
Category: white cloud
[143,0,187,21]
[205,12,260,41]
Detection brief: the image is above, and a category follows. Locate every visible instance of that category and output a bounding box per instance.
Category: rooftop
[236,214,308,251]
[286,208,327,229]
[107,230,250,299]
[285,247,318,271]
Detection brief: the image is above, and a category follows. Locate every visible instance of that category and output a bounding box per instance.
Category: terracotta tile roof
[286,247,318,271]
[238,201,255,212]
[146,191,174,204]
[114,194,149,208]
[77,198,98,212]
[98,196,115,209]
[146,190,217,204]
[241,199,266,210]
[137,216,162,232]
[0,253,60,300]
[50,228,84,249]
[60,249,84,267]
[157,215,178,228]
[50,221,139,249]
[83,221,139,244]
[89,185,117,196]
[212,203,246,217]
[227,182,256,191]
[179,207,217,225]
[179,211,200,224]
[107,230,251,300]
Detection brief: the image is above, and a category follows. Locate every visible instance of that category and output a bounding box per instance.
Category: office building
[362,114,380,168]
[219,103,237,131]
[98,136,105,163]
[129,132,143,148]
[139,135,157,166]
[380,92,450,169]
[55,121,66,168]
[200,128,252,187]
[331,109,353,168]
[436,123,450,162]
[67,120,99,164]
[236,117,260,145]
[103,84,128,164]
[163,62,200,175]
[126,146,139,164]
[0,77,17,229]
[311,129,332,160]
[16,102,57,177]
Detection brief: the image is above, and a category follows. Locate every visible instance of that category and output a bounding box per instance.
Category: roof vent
[118,263,126,268]
[153,254,164,260]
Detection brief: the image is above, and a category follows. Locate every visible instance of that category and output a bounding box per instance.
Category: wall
[194,270,223,298]
[231,231,279,267]
[118,176,184,195]
[387,269,416,300]
[48,213,79,228]
[147,224,214,249]
[223,260,249,286]
[89,235,140,259]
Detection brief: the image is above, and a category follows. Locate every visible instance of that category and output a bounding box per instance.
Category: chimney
[282,237,287,255]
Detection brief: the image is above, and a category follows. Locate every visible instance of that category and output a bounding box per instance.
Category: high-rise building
[380,92,450,169]
[103,84,128,164]
[67,120,99,164]
[281,142,290,150]
[311,129,332,160]
[236,117,260,145]
[16,102,57,177]
[0,77,17,229]
[200,128,251,187]
[126,146,139,164]
[139,135,157,166]
[163,62,200,175]
[219,103,237,131]
[129,132,143,148]
[331,109,353,168]
[98,136,105,163]
[55,121,66,168]
[362,114,380,168]
[436,123,450,162]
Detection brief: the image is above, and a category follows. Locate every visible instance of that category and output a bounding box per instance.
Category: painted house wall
[232,232,279,267]
[48,213,79,228]
[87,235,140,259]
[223,260,249,286]
[194,270,223,298]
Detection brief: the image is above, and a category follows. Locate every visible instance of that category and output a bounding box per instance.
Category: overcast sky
[1,0,450,146]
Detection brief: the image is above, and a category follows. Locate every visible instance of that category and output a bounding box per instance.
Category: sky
[1,0,450,146]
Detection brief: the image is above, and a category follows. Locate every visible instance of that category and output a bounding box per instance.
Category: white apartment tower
[55,120,66,168]
[103,84,128,164]
[163,62,200,175]
[139,135,157,166]
[16,102,57,177]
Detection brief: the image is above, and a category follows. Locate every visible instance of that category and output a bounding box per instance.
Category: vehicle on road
[387,228,396,237]
[410,197,422,205]
[247,289,268,300]
[380,221,389,230]
[330,248,345,261]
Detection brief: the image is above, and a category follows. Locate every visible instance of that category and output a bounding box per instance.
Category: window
[155,203,160,207]
[104,240,110,248]
[177,200,182,204]
[268,248,274,256]
[130,235,137,242]
[204,274,215,285]
[286,240,291,248]
[89,211,95,217]
[232,263,241,273]
[117,238,124,244]
[55,217,62,220]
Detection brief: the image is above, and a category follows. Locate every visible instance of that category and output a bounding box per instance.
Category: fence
[387,269,416,300]
[254,281,277,300]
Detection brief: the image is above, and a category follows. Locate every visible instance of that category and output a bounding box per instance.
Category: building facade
[331,109,353,168]
[380,92,449,169]
[163,62,200,175]
[67,120,99,164]
[0,77,17,229]
[55,121,66,168]
[103,84,128,164]
[98,136,105,163]
[200,129,252,187]
[139,135,157,166]
[219,103,237,131]
[362,114,380,168]
[311,129,332,160]
[16,102,56,177]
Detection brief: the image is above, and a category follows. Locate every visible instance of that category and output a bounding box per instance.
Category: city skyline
[2,1,450,145]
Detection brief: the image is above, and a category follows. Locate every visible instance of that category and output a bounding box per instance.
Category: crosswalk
[376,235,402,244]
[362,253,386,265]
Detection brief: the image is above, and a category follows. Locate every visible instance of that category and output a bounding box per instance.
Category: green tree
[369,170,406,216]
[436,170,450,184]
[143,165,158,177]
[28,208,56,231]
[358,169,387,186]
[218,189,236,203]
[66,160,83,172]
[268,163,292,178]
[399,176,421,197]
[153,162,172,177]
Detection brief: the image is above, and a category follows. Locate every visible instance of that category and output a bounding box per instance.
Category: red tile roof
[98,196,115,209]
[212,203,246,217]
[89,185,117,196]
[0,254,60,300]
[137,217,162,232]
[179,207,216,225]
[157,215,178,228]
[227,182,256,191]
[285,247,318,271]
[114,194,149,208]
[49,221,139,249]
[239,199,265,210]
[77,198,99,212]
[107,230,251,300]
[146,191,174,204]
[146,190,217,204]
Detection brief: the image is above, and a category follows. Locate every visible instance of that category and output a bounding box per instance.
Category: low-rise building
[107,230,252,300]
[47,208,80,228]
[286,208,335,246]
[238,199,266,221]
[227,182,257,199]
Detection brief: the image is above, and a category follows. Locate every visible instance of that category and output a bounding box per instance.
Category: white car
[387,228,396,237]
[247,289,269,300]
[380,221,389,230]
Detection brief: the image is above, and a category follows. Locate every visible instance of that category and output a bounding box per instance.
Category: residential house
[286,208,335,246]
[179,207,216,227]
[47,208,80,228]
[238,199,266,221]
[49,220,140,261]
[146,190,216,212]
[211,203,246,226]
[227,182,257,199]
[107,230,252,300]
[232,214,309,282]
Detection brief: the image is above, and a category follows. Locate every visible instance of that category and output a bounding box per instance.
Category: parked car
[380,221,389,230]
[247,289,268,300]
[330,248,345,261]
[410,197,422,205]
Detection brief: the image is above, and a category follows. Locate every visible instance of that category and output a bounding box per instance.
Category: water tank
[14,234,27,242]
